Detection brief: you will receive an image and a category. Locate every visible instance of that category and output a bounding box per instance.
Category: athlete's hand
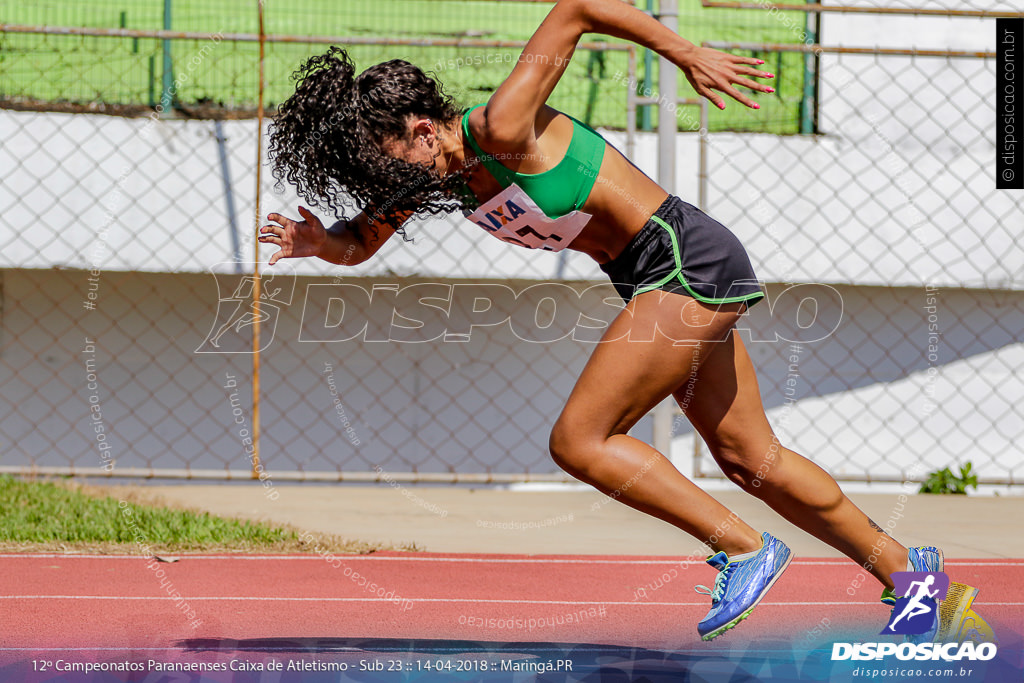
[260,206,327,265]
[674,46,774,111]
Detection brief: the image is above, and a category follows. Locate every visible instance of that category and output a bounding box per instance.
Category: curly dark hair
[268,47,473,238]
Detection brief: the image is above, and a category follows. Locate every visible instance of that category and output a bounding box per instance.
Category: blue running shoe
[694,531,793,641]
[880,546,943,643]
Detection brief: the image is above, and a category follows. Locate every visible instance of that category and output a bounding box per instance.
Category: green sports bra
[460,104,606,219]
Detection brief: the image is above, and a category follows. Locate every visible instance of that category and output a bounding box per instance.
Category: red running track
[2,553,1022,653]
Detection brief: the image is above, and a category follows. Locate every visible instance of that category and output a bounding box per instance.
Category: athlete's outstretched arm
[260,206,402,266]
[484,0,772,144]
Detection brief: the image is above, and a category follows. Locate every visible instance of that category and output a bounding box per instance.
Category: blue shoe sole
[700,550,794,642]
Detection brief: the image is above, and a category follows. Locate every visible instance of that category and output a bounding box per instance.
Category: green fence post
[121,10,138,54]
[583,50,606,126]
[799,4,820,134]
[149,54,156,107]
[160,0,174,114]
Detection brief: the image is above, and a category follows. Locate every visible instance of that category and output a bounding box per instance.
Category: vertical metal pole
[251,0,266,478]
[698,100,708,212]
[626,45,637,159]
[800,4,821,134]
[653,0,679,463]
[160,0,173,114]
[555,252,568,280]
[148,55,156,107]
[214,120,242,272]
[121,11,138,54]
[583,50,603,125]
[652,396,674,464]
[642,0,655,131]
[811,8,822,134]
[693,98,710,478]
[657,0,677,195]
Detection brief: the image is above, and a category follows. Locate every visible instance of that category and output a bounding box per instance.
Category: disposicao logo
[830,641,997,662]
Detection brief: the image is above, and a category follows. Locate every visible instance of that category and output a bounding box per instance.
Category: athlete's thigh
[675,331,776,456]
[559,290,745,439]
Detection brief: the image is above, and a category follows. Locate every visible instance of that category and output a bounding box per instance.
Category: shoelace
[694,564,734,604]
[961,614,989,645]
[963,628,984,643]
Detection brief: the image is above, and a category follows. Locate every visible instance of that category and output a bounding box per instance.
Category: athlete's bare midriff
[570,148,670,263]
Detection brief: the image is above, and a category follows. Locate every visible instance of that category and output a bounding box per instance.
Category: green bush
[918,462,979,495]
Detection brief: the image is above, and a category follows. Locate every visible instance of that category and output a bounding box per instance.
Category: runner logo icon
[882,571,950,636]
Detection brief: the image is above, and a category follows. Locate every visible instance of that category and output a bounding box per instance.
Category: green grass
[0,0,813,132]
[0,474,383,554]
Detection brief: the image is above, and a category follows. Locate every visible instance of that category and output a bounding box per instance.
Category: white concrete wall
[1,268,1021,482]
[1,112,1016,288]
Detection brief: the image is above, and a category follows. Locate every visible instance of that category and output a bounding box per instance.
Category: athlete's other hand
[260,206,327,265]
[674,46,774,111]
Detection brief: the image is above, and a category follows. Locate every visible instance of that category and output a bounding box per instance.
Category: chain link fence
[681,0,1024,485]
[1,1,1021,485]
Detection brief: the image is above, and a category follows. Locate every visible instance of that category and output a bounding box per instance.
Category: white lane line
[1,595,1020,606]
[0,595,871,606]
[0,554,714,563]
[1,554,1021,566]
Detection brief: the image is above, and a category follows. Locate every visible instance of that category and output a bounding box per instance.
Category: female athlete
[260,0,949,641]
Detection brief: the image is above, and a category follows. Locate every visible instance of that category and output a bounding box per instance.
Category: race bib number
[465,183,591,252]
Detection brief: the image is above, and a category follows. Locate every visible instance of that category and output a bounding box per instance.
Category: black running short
[599,195,765,307]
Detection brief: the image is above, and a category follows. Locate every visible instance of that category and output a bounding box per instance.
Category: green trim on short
[636,216,765,305]
[631,215,685,296]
